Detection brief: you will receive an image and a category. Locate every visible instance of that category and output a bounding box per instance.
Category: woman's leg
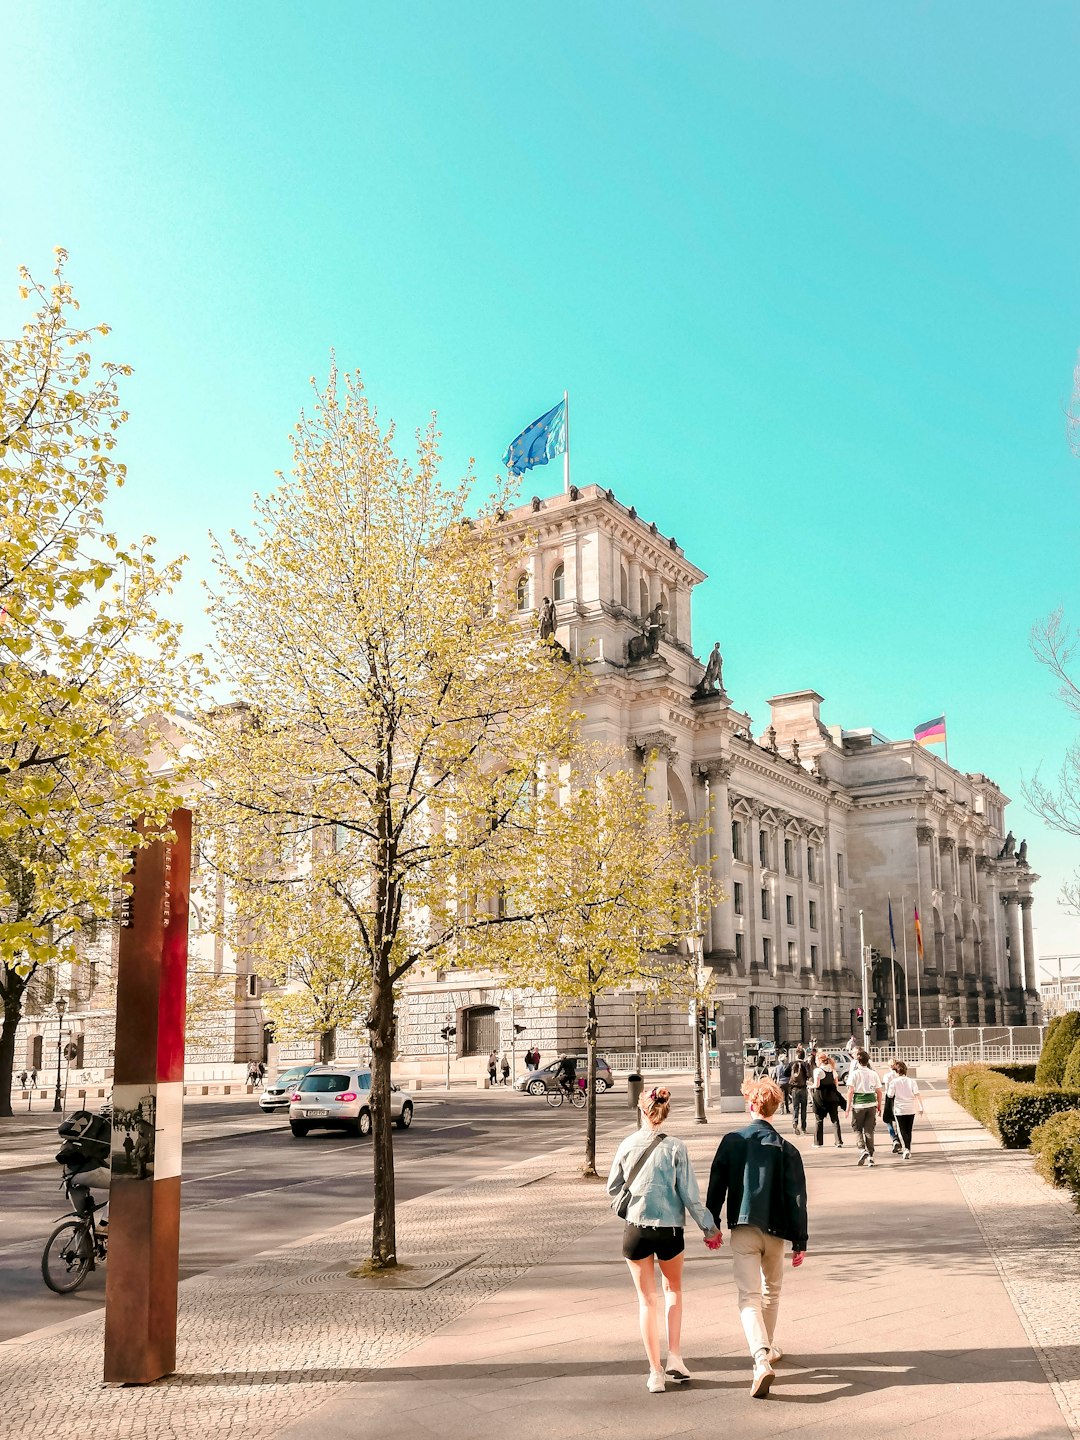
[831,1100,844,1144]
[898,1114,915,1152]
[625,1257,663,1374]
[657,1252,685,1366]
[813,1097,825,1145]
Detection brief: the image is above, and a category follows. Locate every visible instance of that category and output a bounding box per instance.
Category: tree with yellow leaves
[0,253,195,1116]
[198,367,581,1268]
[487,748,720,1176]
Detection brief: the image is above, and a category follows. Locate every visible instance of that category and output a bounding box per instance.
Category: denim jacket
[606,1128,714,1232]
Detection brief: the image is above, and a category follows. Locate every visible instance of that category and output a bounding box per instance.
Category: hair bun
[654,1087,670,1103]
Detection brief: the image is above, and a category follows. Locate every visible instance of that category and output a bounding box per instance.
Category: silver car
[288,1067,414,1138]
[259,1064,315,1112]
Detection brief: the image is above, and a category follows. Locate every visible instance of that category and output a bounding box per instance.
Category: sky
[4,2,1080,956]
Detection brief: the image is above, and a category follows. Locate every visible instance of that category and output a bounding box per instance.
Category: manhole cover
[271,1253,480,1293]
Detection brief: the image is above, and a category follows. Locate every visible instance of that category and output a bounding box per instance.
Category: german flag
[913,905,925,962]
[914,715,946,747]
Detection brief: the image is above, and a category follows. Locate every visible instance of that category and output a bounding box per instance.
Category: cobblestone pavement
[932,1092,1080,1436]
[0,1135,619,1440]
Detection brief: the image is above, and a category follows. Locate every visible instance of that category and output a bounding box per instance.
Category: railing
[606,1051,695,1073]
[868,1043,1042,1065]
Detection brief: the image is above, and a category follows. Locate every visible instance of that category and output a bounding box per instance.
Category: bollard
[627,1073,644,1111]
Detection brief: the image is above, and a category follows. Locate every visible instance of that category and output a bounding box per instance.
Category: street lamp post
[52,995,67,1113]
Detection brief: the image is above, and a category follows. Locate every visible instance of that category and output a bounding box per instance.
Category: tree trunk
[368,965,397,1267]
[0,975,27,1119]
[583,992,599,1177]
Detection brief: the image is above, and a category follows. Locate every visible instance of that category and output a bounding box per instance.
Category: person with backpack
[706,1076,809,1399]
[500,1052,511,1085]
[885,1058,924,1158]
[607,1086,720,1393]
[811,1050,845,1147]
[845,1048,884,1167]
[787,1047,810,1135]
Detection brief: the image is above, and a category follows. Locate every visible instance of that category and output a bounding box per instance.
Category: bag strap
[623,1131,667,1190]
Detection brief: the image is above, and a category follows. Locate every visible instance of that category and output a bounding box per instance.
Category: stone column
[1002,894,1023,990]
[745,801,761,978]
[939,836,959,980]
[634,731,675,809]
[976,854,1006,994]
[1020,896,1037,995]
[694,760,735,962]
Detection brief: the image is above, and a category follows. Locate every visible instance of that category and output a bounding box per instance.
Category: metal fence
[868,1043,1042,1066]
[606,1051,695,1073]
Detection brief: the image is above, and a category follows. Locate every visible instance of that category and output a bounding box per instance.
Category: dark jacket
[706,1117,809,1251]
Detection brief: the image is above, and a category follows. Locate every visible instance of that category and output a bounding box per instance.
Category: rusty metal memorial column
[104,809,191,1385]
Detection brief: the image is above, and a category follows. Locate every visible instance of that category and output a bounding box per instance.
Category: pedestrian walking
[606,1086,720,1394]
[523,1047,534,1073]
[500,1052,511,1085]
[706,1076,808,1400]
[787,1047,810,1135]
[29,1068,37,1088]
[487,1051,498,1086]
[885,1059,924,1158]
[775,1052,792,1113]
[845,1048,884,1167]
[18,1069,27,1090]
[811,1050,845,1147]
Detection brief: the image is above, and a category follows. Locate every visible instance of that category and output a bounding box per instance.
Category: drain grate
[271,1253,481,1293]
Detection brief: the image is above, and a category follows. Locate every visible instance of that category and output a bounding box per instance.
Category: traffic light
[440,1024,457,1042]
[697,1006,708,1038]
[856,1007,863,1022]
[513,1022,527,1035]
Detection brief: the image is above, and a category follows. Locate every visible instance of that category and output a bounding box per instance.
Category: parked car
[288,1067,414,1138]
[514,1055,614,1096]
[259,1064,316,1112]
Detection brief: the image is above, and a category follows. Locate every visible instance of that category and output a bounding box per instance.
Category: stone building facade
[395,484,1040,1068]
[12,484,1040,1082]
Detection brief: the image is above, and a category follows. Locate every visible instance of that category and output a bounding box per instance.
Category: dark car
[514,1054,614,1095]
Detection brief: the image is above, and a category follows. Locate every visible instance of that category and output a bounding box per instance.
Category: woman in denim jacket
[606,1086,719,1393]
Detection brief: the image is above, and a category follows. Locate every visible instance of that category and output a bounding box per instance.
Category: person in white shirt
[885,1059,925,1158]
[844,1049,883,1167]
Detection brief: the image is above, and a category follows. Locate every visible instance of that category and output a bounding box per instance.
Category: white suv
[288,1067,414,1139]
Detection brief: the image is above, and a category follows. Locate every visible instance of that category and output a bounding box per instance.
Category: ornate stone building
[397,484,1040,1067]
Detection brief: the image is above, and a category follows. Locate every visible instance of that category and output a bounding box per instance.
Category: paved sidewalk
[1,1086,1076,1440]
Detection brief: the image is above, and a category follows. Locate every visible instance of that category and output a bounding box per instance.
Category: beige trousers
[730,1225,786,1358]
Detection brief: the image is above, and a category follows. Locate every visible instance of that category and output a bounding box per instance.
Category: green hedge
[989,1062,1038,1084]
[948,1062,1080,1148]
[1035,1011,1080,1087]
[1063,1037,1080,1091]
[1030,1110,1080,1204]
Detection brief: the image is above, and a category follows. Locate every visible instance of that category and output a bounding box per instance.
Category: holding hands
[704,1228,723,1250]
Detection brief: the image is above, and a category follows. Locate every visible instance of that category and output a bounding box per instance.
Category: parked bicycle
[41,1171,108,1294]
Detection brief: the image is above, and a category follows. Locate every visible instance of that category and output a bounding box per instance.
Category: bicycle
[41,1173,108,1294]
[544,1080,586,1109]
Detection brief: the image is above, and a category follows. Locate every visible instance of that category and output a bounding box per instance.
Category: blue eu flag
[503,400,566,477]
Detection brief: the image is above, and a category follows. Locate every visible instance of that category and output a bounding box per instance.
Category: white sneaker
[857,1151,868,1166]
[903,1149,912,1159]
[751,1355,775,1398]
[768,1344,784,1363]
[647,1371,666,1393]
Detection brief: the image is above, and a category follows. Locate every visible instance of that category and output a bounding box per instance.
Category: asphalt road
[0,1085,635,1344]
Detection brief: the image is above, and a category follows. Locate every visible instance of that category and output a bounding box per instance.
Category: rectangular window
[809,900,818,931]
[784,837,794,874]
[246,974,259,999]
[787,940,797,969]
[785,894,795,926]
[762,936,772,967]
[759,830,768,867]
[807,845,816,882]
[839,907,845,955]
[735,932,744,962]
[731,820,742,861]
[733,881,744,916]
[761,888,769,920]
[811,943,819,971]
[837,853,845,887]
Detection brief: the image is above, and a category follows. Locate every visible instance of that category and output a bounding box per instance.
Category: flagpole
[913,826,926,1030]
[563,389,570,495]
[888,893,898,1045]
[943,712,949,768]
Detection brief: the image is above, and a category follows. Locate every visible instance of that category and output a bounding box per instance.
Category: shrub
[1063,1037,1080,1091]
[989,1062,1038,1084]
[947,1062,1080,1148]
[1030,1109,1080,1202]
[1035,1011,1080,1087]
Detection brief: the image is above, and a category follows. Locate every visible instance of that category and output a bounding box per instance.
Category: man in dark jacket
[706,1076,808,1400]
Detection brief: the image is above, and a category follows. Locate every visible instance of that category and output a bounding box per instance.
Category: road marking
[182,1168,245,1184]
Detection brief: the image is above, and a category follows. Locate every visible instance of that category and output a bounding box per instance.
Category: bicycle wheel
[569,1087,587,1108]
[545,1088,564,1108]
[41,1219,94,1294]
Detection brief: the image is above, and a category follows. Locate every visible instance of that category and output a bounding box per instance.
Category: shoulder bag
[611,1132,667,1219]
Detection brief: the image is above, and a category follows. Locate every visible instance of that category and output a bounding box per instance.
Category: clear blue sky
[5,3,1080,953]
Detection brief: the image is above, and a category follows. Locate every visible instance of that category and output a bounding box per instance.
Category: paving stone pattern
[0,1150,615,1440]
[934,1097,1080,1436]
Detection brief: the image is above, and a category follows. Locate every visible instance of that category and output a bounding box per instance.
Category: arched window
[639,577,649,616]
[619,565,628,607]
[552,563,565,602]
[515,574,529,611]
[661,587,675,640]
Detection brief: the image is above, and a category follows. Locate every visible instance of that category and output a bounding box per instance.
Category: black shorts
[622,1224,685,1262]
